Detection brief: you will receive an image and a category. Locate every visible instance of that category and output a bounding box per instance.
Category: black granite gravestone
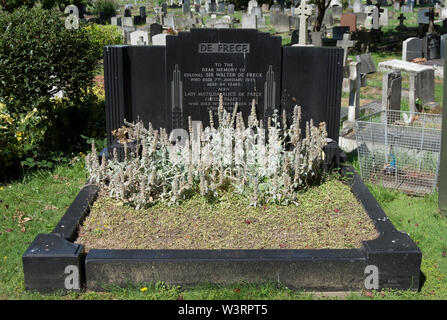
[133,15,143,25]
[332,26,350,41]
[139,6,146,18]
[150,23,163,39]
[104,29,343,152]
[281,47,343,140]
[166,29,282,131]
[124,8,131,17]
[423,33,441,60]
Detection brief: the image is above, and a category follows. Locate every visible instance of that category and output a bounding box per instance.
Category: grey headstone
[382,71,402,111]
[418,8,430,25]
[356,53,376,74]
[228,4,235,14]
[402,37,423,61]
[241,14,257,29]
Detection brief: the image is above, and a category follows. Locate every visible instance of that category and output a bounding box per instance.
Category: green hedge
[0,7,104,180]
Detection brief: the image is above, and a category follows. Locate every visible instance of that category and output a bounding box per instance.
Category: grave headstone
[418,8,430,25]
[332,26,350,40]
[355,12,367,27]
[343,61,361,129]
[379,8,388,27]
[271,13,290,32]
[218,1,225,13]
[124,8,131,17]
[150,23,163,40]
[295,0,313,45]
[441,33,447,61]
[332,6,343,20]
[248,0,258,14]
[241,14,258,29]
[356,53,376,75]
[402,37,423,61]
[262,4,270,13]
[401,5,411,13]
[103,29,344,151]
[396,13,407,31]
[252,7,262,19]
[152,33,168,46]
[184,0,191,14]
[123,16,134,27]
[340,13,357,32]
[228,4,235,14]
[337,33,355,66]
[162,3,168,15]
[139,6,146,18]
[130,30,149,45]
[133,15,143,25]
[353,0,364,13]
[423,33,441,60]
[382,71,402,111]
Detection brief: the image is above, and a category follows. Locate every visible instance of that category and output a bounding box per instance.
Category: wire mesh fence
[355,110,442,196]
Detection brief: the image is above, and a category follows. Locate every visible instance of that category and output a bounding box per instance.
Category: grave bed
[22,146,422,294]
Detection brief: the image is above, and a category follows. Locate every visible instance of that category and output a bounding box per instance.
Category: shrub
[0,7,101,179]
[87,0,119,22]
[86,96,328,209]
[84,23,123,60]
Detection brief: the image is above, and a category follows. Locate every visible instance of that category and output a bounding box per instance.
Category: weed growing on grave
[85,95,328,209]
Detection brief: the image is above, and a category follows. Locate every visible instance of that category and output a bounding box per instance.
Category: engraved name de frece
[199,43,250,53]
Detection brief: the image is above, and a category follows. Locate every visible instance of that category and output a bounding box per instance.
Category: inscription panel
[166,29,282,131]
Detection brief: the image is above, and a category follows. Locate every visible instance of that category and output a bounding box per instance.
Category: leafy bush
[0,7,103,179]
[84,23,123,60]
[0,0,34,13]
[87,0,119,22]
[86,96,328,209]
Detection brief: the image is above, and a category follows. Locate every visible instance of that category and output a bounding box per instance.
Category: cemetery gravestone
[228,4,235,14]
[379,8,388,27]
[402,37,423,61]
[340,13,357,32]
[396,13,407,31]
[218,1,225,13]
[353,0,364,13]
[296,0,313,45]
[271,13,290,32]
[152,33,168,45]
[356,53,376,75]
[337,33,355,66]
[150,23,163,40]
[140,6,146,19]
[183,0,190,14]
[241,14,258,29]
[130,30,149,45]
[441,34,447,62]
[343,61,361,129]
[355,12,367,28]
[124,8,131,17]
[103,29,344,151]
[423,33,441,60]
[382,71,402,111]
[332,26,350,41]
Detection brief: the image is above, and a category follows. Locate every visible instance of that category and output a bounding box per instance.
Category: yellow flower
[0,187,4,191]
[3,256,7,260]
[140,287,147,292]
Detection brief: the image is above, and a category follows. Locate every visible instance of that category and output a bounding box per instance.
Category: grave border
[22,146,422,293]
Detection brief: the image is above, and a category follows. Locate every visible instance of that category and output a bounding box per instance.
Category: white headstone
[152,33,168,46]
[241,14,257,29]
[295,0,313,45]
[130,30,149,45]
